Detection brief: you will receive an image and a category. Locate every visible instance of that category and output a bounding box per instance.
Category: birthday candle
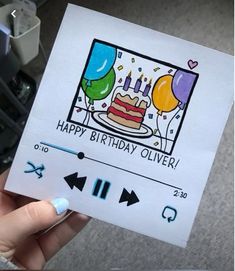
[123,71,132,91]
[142,78,152,97]
[134,74,143,93]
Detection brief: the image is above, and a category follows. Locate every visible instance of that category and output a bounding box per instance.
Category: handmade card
[5,4,233,247]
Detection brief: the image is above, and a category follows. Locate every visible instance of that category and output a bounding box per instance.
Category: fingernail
[51,198,69,215]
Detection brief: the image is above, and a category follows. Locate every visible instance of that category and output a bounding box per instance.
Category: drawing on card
[67,39,199,155]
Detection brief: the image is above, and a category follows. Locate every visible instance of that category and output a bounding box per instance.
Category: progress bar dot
[77,152,85,159]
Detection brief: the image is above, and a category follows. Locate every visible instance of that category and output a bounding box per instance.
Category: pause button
[92,179,111,200]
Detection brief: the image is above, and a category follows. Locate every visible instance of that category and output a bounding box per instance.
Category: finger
[13,212,76,269]
[15,195,36,208]
[0,170,9,190]
[36,210,74,237]
[0,170,17,197]
[0,198,69,254]
[0,188,35,217]
[0,170,17,217]
[0,191,16,216]
[38,212,90,261]
[13,236,45,269]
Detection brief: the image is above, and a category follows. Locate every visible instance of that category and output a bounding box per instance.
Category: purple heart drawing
[188,59,198,69]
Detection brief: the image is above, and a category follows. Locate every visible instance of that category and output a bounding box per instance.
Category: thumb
[0,198,69,251]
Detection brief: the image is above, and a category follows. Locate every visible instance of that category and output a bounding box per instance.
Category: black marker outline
[67,39,199,155]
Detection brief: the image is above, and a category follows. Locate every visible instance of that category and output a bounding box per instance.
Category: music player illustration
[5,5,233,248]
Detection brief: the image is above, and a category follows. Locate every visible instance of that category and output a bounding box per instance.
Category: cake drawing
[107,72,151,130]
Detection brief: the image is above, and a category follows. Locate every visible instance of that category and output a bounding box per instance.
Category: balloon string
[83,87,89,124]
[164,108,181,152]
[156,114,162,151]
[86,105,91,125]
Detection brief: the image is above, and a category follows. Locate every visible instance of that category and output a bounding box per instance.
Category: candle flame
[139,73,144,80]
[128,71,132,77]
[149,78,152,85]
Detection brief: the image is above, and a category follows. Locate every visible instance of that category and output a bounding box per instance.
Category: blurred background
[0,0,233,270]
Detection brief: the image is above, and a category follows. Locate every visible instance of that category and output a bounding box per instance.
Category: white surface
[5,4,233,248]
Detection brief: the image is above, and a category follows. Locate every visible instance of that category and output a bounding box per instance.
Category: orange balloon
[152,75,179,115]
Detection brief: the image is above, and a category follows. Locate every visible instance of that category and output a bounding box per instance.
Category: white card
[5,4,233,247]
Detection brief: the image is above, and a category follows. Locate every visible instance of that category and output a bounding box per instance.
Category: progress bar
[40,141,182,190]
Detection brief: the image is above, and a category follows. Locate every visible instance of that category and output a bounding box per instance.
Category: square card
[5,4,233,247]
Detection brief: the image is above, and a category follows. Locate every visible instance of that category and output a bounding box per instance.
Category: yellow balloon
[152,75,179,115]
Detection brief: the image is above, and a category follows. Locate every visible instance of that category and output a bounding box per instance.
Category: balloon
[152,75,179,115]
[82,68,116,105]
[172,70,197,109]
[84,42,116,82]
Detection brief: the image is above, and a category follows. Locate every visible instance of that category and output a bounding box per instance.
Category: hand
[0,170,90,269]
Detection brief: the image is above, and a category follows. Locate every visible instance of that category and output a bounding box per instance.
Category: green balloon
[82,68,115,105]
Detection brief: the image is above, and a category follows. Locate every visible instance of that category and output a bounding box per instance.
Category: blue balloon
[84,42,116,81]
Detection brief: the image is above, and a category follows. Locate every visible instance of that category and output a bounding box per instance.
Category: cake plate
[92,111,153,138]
